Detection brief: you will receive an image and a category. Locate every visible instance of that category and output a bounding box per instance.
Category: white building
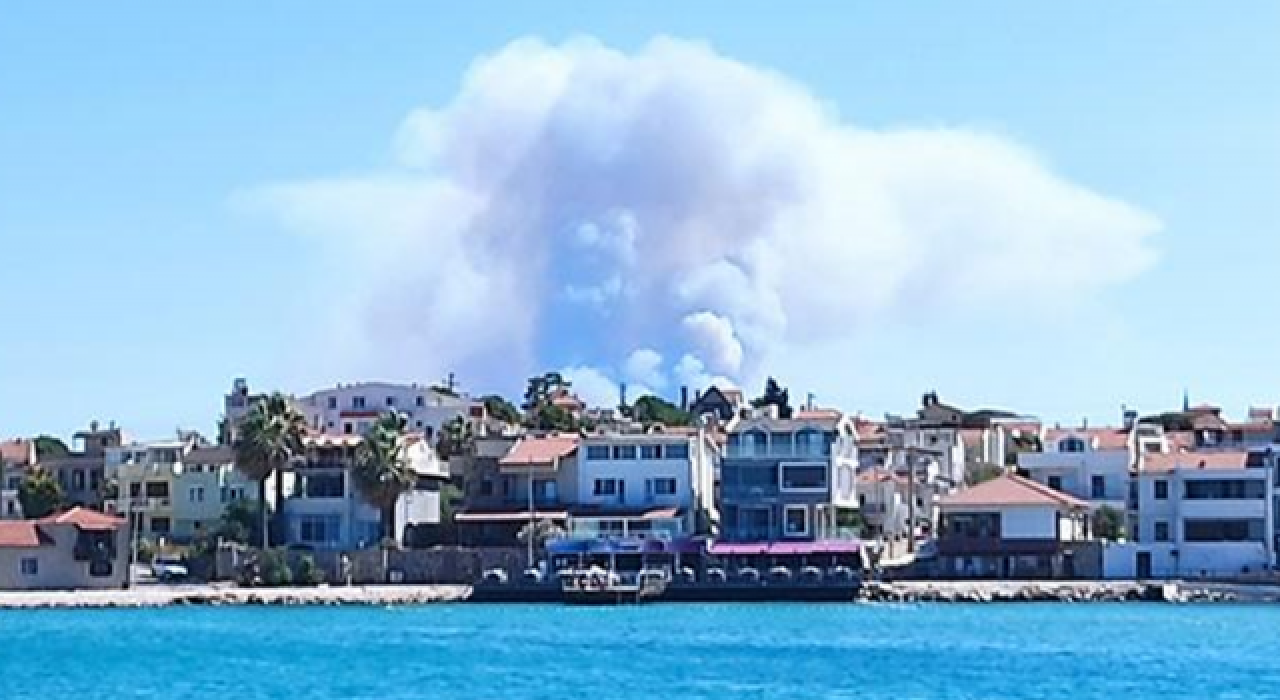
[1018,426,1133,514]
[573,427,720,539]
[1,439,37,519]
[107,437,262,543]
[1104,450,1275,579]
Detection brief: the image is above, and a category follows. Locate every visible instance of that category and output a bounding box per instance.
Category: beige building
[0,507,127,590]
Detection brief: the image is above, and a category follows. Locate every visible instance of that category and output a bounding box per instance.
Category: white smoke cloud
[242,36,1160,403]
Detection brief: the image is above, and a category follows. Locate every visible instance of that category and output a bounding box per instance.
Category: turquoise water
[2,604,1278,699]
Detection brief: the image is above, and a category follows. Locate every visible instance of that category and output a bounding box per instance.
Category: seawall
[0,584,472,609]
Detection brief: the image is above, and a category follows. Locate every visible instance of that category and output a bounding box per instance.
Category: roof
[854,419,885,441]
[1142,450,1253,473]
[858,469,906,486]
[1227,421,1274,434]
[708,541,861,555]
[0,438,35,466]
[0,522,53,548]
[1044,427,1130,451]
[38,506,126,531]
[185,446,236,464]
[795,408,842,421]
[499,434,579,467]
[939,474,1089,510]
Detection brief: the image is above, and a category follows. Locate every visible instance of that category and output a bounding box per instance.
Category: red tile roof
[796,409,842,420]
[38,506,126,531]
[499,434,579,467]
[0,438,35,466]
[940,474,1089,510]
[1142,450,1252,473]
[0,522,50,548]
[858,469,905,485]
[1044,427,1130,451]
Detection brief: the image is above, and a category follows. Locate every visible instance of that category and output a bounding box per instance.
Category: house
[282,432,447,550]
[454,434,579,547]
[917,391,966,426]
[884,416,966,488]
[718,407,860,543]
[1106,449,1275,579]
[857,469,913,539]
[0,507,127,590]
[958,426,1008,471]
[935,474,1092,578]
[1,438,37,519]
[107,435,261,543]
[37,421,126,510]
[1183,404,1277,450]
[1018,424,1133,515]
[569,427,719,542]
[688,385,744,423]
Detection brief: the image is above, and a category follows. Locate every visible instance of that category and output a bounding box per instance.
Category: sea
[1,603,1277,699]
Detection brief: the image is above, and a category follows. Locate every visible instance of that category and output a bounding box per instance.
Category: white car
[151,557,189,582]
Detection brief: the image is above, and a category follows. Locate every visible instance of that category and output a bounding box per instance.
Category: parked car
[151,557,189,582]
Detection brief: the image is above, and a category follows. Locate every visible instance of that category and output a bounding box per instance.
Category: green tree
[482,394,522,425]
[233,393,307,548]
[750,377,793,419]
[33,435,70,460]
[353,411,417,543]
[436,416,475,459]
[1092,505,1126,541]
[18,468,65,518]
[966,462,1005,485]
[517,518,566,549]
[629,395,692,427]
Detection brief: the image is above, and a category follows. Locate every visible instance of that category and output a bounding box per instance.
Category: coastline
[3,580,1277,608]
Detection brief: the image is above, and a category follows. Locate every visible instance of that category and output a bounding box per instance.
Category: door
[1136,551,1152,579]
[617,479,626,505]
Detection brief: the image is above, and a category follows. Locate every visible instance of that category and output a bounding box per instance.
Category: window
[415,420,423,429]
[770,432,794,456]
[189,487,205,503]
[328,396,338,410]
[795,430,822,456]
[640,445,663,460]
[327,421,335,430]
[1091,475,1106,499]
[611,445,637,460]
[533,479,558,503]
[665,444,690,460]
[299,473,345,499]
[298,515,342,546]
[21,558,38,576]
[747,430,768,456]
[650,478,678,496]
[145,482,169,499]
[1184,479,1266,500]
[129,483,141,499]
[941,513,1001,538]
[343,423,353,435]
[586,446,611,461]
[781,464,827,490]
[353,396,367,409]
[479,479,494,497]
[72,470,86,490]
[1048,476,1063,491]
[1060,437,1086,453]
[783,506,809,537]
[1184,519,1265,543]
[416,396,425,407]
[386,396,396,407]
[593,479,619,496]
[357,421,370,434]
[1154,521,1170,542]
[1154,480,1168,500]
[150,517,172,535]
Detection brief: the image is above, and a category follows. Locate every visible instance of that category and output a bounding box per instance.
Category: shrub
[259,548,293,587]
[294,555,326,585]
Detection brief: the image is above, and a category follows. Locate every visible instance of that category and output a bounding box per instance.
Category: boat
[561,566,668,605]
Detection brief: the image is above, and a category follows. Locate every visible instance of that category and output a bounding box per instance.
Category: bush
[259,548,293,587]
[136,538,156,565]
[293,555,326,585]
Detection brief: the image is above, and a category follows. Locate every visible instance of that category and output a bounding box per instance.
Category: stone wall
[311,547,527,585]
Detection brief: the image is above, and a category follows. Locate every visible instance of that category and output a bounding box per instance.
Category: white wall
[1019,449,1130,504]
[1103,542,1270,579]
[577,438,695,512]
[301,383,476,437]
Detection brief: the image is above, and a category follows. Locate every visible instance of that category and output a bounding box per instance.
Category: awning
[567,506,683,520]
[708,540,861,556]
[454,510,569,523]
[546,536,705,555]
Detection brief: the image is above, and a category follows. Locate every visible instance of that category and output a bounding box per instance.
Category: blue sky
[2,2,1278,440]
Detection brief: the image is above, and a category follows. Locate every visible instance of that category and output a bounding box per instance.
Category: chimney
[1122,406,1137,431]
[680,386,689,411]
[619,382,629,408]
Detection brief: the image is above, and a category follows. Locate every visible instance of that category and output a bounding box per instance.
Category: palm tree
[353,411,417,544]
[233,393,307,548]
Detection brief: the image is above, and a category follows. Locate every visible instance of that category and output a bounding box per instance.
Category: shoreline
[2,580,1276,609]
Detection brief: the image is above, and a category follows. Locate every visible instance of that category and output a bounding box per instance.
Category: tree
[436,416,475,459]
[18,468,65,519]
[1141,412,1194,432]
[353,411,417,543]
[517,518,566,549]
[522,372,570,412]
[751,377,793,419]
[482,394,522,425]
[966,462,1005,485]
[1093,505,1126,541]
[233,393,307,548]
[629,395,692,427]
[33,435,70,460]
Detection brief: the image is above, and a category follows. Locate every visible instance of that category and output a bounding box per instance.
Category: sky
[2,2,1279,441]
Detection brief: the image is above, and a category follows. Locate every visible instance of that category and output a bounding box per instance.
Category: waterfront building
[107,435,261,544]
[0,507,127,590]
[283,432,447,550]
[37,421,125,510]
[936,473,1092,578]
[1,438,36,519]
[1018,423,1133,516]
[1104,449,1276,579]
[454,434,578,547]
[717,407,860,543]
